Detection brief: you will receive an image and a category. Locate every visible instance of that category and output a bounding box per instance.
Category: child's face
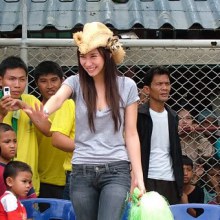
[183,164,193,184]
[0,68,27,99]
[0,130,17,163]
[8,171,32,198]
[178,109,193,129]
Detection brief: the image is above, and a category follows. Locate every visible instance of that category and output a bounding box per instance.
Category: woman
[43,22,145,220]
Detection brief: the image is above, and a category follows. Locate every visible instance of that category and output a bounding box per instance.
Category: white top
[148,108,175,181]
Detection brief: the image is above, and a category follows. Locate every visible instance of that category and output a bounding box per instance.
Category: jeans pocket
[109,163,130,175]
[71,167,81,177]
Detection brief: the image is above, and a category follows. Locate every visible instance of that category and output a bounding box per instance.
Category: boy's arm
[0,97,27,122]
[51,99,75,152]
[47,98,76,156]
[180,193,197,217]
[52,131,74,152]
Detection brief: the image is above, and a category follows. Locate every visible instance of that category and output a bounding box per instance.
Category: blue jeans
[70,161,131,220]
[63,171,71,200]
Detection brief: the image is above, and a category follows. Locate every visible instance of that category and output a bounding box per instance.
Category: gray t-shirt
[63,75,139,164]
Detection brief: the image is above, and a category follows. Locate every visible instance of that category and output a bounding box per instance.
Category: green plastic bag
[128,188,174,220]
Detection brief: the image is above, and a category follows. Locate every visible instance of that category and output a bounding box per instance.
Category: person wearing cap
[198,109,220,159]
[198,109,218,126]
[178,108,214,165]
[197,109,219,138]
[43,22,145,220]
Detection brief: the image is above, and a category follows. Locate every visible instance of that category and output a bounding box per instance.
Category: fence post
[21,0,28,93]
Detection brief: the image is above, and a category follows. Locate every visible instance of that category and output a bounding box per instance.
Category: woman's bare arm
[124,101,145,194]
[43,84,72,115]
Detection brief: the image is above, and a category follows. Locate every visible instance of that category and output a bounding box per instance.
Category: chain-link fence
[0,41,220,204]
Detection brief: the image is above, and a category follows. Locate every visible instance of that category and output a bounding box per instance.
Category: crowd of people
[0,21,219,219]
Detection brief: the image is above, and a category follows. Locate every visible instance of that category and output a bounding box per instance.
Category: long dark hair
[77,47,122,132]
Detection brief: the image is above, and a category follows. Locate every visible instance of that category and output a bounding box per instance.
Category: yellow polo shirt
[50,99,75,172]
[37,110,66,186]
[3,94,40,195]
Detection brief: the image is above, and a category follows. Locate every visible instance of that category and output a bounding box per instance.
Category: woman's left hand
[133,177,146,196]
[137,181,146,196]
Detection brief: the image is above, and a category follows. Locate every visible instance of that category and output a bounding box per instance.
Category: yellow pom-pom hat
[73,22,125,65]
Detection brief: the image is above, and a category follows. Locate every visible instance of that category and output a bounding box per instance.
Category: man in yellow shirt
[34,61,68,199]
[0,56,50,195]
[50,99,75,199]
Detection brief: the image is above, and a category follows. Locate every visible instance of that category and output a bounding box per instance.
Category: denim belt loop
[83,165,87,175]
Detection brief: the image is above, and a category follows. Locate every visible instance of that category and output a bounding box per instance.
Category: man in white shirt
[137,65,183,204]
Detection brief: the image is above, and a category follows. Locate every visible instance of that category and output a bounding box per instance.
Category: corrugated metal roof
[0,0,220,32]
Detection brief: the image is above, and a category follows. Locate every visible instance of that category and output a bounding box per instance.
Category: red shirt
[0,191,27,220]
[0,163,5,196]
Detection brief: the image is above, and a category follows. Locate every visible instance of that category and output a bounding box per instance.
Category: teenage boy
[181,155,204,217]
[50,97,75,199]
[0,122,36,199]
[0,56,50,195]
[137,65,183,205]
[0,161,33,219]
[34,61,67,199]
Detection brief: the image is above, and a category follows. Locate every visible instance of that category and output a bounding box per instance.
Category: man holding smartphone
[3,87,10,96]
[0,56,50,196]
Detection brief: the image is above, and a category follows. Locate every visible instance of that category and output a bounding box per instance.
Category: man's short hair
[0,56,28,77]
[182,155,193,168]
[143,65,170,86]
[34,61,63,82]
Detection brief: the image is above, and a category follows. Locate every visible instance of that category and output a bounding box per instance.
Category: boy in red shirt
[0,160,33,220]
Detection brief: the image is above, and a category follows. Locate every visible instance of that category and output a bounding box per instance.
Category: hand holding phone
[3,87,11,96]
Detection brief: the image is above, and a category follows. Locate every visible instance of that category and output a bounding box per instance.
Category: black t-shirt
[188,185,205,217]
[188,185,204,203]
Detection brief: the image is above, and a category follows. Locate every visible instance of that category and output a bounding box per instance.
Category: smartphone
[3,86,10,96]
